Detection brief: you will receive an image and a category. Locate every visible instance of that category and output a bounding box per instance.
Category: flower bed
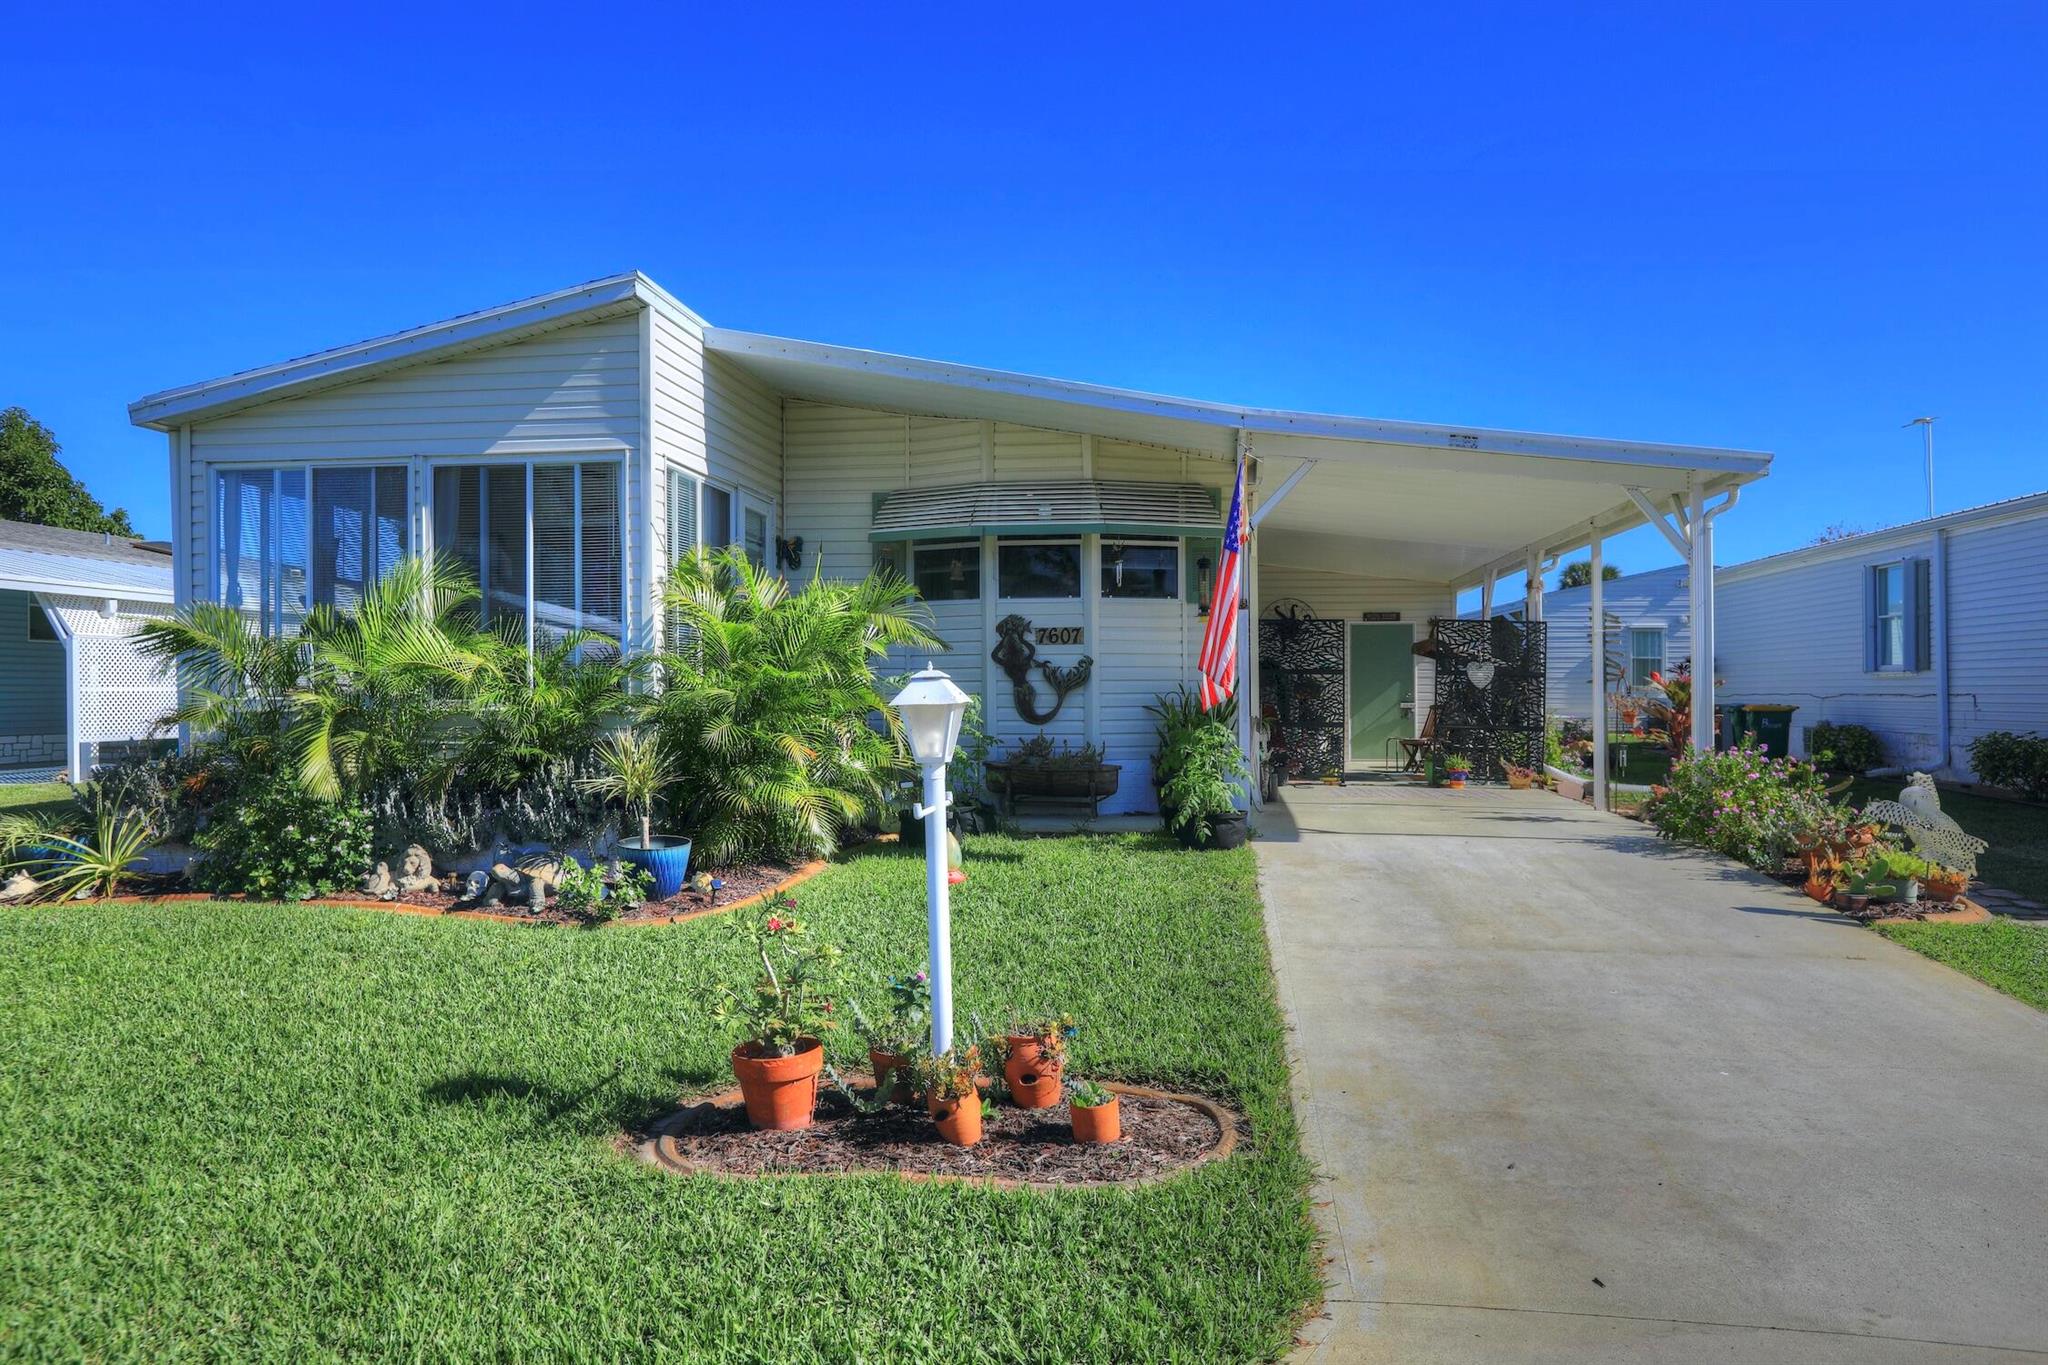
[642,1078,1237,1187]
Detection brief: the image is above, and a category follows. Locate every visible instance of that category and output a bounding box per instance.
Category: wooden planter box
[985,761,1122,818]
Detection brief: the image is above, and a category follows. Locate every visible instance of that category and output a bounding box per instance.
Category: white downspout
[1590,527,1607,811]
[1932,526,1951,774]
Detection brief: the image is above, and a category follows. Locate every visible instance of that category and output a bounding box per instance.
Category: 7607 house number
[1033,626,1083,646]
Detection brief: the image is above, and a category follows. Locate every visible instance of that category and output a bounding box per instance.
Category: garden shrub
[193,772,373,901]
[1969,731,2048,801]
[1643,740,1839,870]
[1807,721,1883,775]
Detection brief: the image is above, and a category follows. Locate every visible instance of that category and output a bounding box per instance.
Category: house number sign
[1034,625,1084,646]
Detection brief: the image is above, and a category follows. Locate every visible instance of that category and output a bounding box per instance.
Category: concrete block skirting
[0,733,64,765]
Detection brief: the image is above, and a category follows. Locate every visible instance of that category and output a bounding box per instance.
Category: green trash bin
[1731,704,1797,758]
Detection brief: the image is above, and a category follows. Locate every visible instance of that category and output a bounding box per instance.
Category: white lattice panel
[40,594,180,746]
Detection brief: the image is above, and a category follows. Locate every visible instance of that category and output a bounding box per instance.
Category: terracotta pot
[868,1047,916,1105]
[930,1093,983,1146]
[1004,1050,1064,1109]
[1070,1095,1121,1144]
[1846,825,1879,849]
[1923,870,1968,903]
[730,1038,824,1130]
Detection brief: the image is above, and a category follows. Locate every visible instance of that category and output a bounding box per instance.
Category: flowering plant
[705,898,843,1055]
[1644,739,1844,870]
[851,968,931,1055]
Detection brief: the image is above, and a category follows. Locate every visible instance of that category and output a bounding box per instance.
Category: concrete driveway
[1258,779,2048,1363]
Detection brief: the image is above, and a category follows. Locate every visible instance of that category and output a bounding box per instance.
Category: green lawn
[1846,777,2048,904]
[1876,918,2048,1012]
[0,835,1318,1362]
[0,781,70,822]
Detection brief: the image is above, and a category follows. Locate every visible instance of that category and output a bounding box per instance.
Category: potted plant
[580,728,691,900]
[1923,864,1969,904]
[853,969,930,1105]
[1442,753,1472,790]
[1875,848,1933,905]
[1158,721,1251,849]
[1068,1078,1121,1144]
[1611,691,1641,731]
[917,1044,987,1146]
[1500,760,1536,791]
[993,1014,1074,1109]
[705,900,843,1130]
[984,734,1121,816]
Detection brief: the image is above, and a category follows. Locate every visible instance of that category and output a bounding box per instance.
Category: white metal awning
[869,480,1221,542]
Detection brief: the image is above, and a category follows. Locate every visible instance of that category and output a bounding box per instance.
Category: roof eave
[128,272,706,431]
[704,328,1775,478]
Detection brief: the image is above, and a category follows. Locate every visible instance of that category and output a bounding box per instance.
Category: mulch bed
[641,1080,1238,1188]
[1764,862,1984,923]
[382,860,800,925]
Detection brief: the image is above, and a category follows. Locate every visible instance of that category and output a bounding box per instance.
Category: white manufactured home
[1716,492,2048,779]
[129,273,1770,810]
[1483,563,1695,720]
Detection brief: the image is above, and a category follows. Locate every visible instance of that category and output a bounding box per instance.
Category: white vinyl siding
[1486,564,1694,718]
[187,313,649,644]
[1720,503,2048,777]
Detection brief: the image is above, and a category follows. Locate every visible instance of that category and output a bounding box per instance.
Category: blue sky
[3,4,2043,589]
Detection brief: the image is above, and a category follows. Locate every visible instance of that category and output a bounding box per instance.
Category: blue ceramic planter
[615,836,693,901]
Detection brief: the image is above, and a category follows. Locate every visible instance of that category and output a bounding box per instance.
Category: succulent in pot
[1922,865,1969,904]
[1068,1078,1121,1144]
[992,1013,1074,1109]
[917,1044,988,1146]
[706,899,842,1129]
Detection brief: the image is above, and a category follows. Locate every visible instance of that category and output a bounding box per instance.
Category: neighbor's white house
[1715,492,2048,780]
[0,518,177,777]
[1483,563,1694,719]
[128,273,1771,808]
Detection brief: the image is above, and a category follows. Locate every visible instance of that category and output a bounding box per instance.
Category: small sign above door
[1361,611,1401,622]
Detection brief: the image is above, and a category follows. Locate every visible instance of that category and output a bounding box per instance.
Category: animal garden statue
[1859,772,1988,875]
[360,862,397,900]
[395,845,438,893]
[0,870,38,902]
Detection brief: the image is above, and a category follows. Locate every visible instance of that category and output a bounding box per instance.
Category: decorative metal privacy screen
[1258,615,1346,780]
[1426,616,1547,780]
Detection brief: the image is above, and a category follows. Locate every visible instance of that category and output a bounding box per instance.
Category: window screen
[998,541,1081,598]
[1100,541,1178,599]
[435,461,622,645]
[703,485,734,550]
[312,466,408,610]
[215,467,309,634]
[913,543,980,601]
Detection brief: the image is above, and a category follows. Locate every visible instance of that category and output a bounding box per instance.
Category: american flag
[1198,452,1246,709]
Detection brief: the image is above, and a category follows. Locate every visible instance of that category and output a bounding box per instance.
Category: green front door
[1348,623,1413,767]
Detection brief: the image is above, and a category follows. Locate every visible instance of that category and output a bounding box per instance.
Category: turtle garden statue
[1859,772,1988,875]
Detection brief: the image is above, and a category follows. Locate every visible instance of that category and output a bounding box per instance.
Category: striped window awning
[869,480,1222,542]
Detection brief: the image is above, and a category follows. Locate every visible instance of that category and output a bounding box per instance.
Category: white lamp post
[890,664,970,1054]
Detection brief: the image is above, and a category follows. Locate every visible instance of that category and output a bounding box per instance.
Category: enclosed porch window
[431,460,623,646]
[214,465,411,632]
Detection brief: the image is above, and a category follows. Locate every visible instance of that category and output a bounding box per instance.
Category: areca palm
[651,548,940,864]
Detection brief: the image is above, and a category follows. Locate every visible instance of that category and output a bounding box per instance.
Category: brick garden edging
[79,857,832,926]
[634,1080,1242,1191]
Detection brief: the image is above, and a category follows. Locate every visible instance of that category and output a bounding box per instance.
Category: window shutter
[1910,556,1933,672]
[1862,565,1879,672]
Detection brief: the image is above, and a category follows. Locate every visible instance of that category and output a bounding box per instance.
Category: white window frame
[1626,624,1667,687]
[421,453,630,657]
[996,537,1084,600]
[206,460,415,634]
[1869,560,1910,672]
[738,489,775,571]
